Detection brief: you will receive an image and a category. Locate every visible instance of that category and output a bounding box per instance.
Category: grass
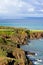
[0,48,7,57]
[0,26,43,64]
[0,27,29,65]
[0,57,21,63]
[0,45,22,64]
[30,30,43,33]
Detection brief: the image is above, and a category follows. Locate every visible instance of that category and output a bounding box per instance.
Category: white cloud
[0,0,34,12]
[28,8,35,12]
[0,0,29,14]
[0,0,43,18]
[39,10,43,12]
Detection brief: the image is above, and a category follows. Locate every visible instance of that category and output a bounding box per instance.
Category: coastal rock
[13,48,28,65]
[25,51,35,56]
[30,32,43,39]
[0,27,33,65]
[0,57,8,65]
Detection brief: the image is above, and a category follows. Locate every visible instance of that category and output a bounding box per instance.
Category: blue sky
[0,0,43,18]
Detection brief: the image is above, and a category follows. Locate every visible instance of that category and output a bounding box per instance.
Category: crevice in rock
[17,44,20,48]
[7,52,15,65]
[7,52,15,58]
[8,60,15,65]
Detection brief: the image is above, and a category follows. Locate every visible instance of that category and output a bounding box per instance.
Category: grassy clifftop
[0,26,31,65]
[30,30,43,39]
[30,30,43,32]
[0,26,29,45]
[0,26,43,65]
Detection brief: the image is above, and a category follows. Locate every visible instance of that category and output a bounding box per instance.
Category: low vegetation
[30,30,43,39]
[30,30,43,33]
[0,26,30,65]
[0,26,43,65]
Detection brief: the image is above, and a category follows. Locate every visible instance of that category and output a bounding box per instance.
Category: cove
[20,39,43,65]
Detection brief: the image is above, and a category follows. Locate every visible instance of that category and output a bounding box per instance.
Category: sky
[0,0,43,19]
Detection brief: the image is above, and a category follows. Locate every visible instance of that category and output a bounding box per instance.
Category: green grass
[0,27,28,64]
[30,30,43,33]
[0,26,43,64]
[0,49,7,57]
[0,55,21,63]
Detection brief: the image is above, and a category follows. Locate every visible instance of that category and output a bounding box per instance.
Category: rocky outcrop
[12,48,28,65]
[0,47,33,65]
[0,26,33,65]
[30,32,43,39]
[25,51,35,56]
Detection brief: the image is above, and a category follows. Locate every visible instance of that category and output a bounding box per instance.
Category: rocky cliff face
[0,26,33,65]
[30,32,43,39]
[0,47,33,65]
[12,48,28,65]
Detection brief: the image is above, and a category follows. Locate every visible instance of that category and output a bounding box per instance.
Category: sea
[0,17,43,30]
[0,17,43,65]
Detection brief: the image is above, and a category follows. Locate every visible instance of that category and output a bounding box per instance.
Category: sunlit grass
[30,30,43,33]
[0,57,21,63]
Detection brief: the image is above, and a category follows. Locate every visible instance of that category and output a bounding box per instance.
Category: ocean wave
[33,61,39,64]
[35,53,37,56]
[36,59,42,62]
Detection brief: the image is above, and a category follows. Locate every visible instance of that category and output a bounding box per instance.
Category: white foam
[39,39,41,41]
[33,61,39,64]
[37,59,42,62]
[27,55,31,57]
[35,53,37,56]
[27,55,33,57]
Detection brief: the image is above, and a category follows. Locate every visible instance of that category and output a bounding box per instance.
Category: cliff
[30,30,43,39]
[0,26,33,65]
[0,26,43,65]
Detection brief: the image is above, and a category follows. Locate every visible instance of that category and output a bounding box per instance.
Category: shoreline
[0,26,43,65]
[0,26,33,65]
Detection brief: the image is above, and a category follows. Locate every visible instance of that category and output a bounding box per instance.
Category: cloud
[0,0,43,18]
[0,0,28,14]
[28,8,35,12]
[39,10,43,12]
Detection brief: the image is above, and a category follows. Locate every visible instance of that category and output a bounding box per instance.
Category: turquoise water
[20,39,43,65]
[0,17,43,29]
